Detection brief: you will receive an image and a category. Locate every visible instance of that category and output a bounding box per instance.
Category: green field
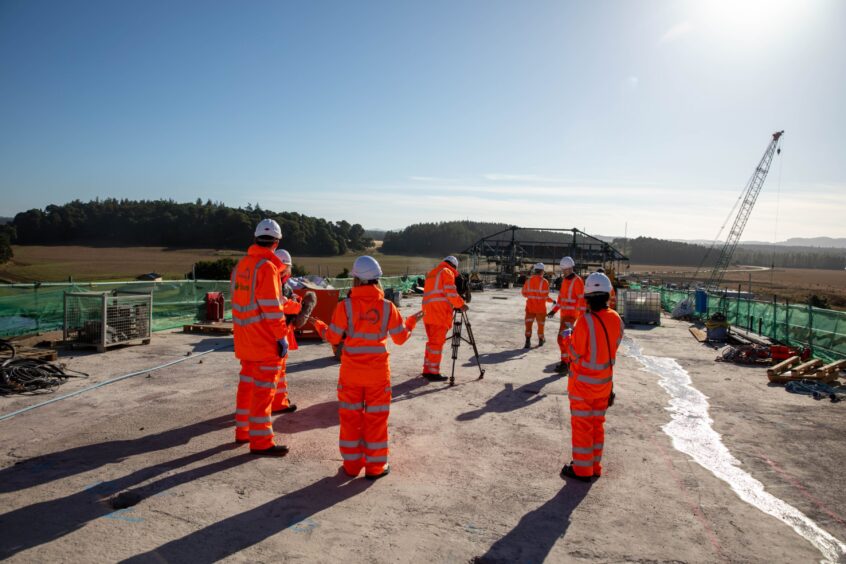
[0,245,441,283]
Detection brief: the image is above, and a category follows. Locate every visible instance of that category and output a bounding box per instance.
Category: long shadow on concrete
[0,443,250,558]
[473,480,592,563]
[0,414,233,494]
[463,347,526,367]
[121,471,372,563]
[285,355,339,375]
[274,400,338,434]
[456,372,564,421]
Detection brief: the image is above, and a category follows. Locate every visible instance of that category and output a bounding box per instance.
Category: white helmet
[443,256,459,268]
[255,218,282,239]
[559,256,575,269]
[351,255,383,281]
[533,262,544,271]
[584,272,613,295]
[274,249,292,265]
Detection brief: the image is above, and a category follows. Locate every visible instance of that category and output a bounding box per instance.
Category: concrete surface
[1,288,844,563]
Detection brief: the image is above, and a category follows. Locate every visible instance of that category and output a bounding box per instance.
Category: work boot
[524,337,531,349]
[555,361,568,373]
[560,462,592,483]
[235,438,249,445]
[422,373,448,382]
[538,337,545,347]
[272,404,297,415]
[250,444,290,457]
[365,464,391,481]
[608,392,615,407]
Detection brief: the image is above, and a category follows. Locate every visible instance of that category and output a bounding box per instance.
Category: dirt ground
[1,289,844,563]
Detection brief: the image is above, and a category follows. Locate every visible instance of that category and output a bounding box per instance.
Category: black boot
[524,337,531,349]
[538,337,545,347]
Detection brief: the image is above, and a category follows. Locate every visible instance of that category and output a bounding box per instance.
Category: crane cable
[770,138,784,291]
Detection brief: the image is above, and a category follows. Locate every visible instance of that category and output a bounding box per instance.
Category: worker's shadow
[474,481,592,563]
[190,338,233,353]
[456,372,563,421]
[285,355,339,375]
[121,471,372,563]
[273,400,338,434]
[0,443,250,559]
[463,347,526,366]
[0,414,233,494]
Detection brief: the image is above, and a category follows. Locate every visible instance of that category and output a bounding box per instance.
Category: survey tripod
[447,308,485,387]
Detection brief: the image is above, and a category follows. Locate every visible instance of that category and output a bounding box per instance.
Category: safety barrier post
[808,298,814,354]
[785,298,790,346]
[771,295,776,341]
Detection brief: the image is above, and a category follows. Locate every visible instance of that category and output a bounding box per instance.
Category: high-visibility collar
[442,262,458,275]
[247,244,285,269]
[349,284,384,301]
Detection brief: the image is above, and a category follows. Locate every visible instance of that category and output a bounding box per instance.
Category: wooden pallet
[810,359,846,379]
[183,322,233,335]
[767,356,800,378]
[689,327,707,343]
[0,346,59,362]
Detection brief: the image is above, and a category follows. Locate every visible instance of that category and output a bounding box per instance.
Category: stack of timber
[767,357,845,384]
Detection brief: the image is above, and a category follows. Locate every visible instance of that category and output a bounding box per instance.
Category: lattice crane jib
[706,131,784,291]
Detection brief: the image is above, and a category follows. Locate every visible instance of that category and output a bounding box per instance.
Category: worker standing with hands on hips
[231,219,291,456]
[522,262,552,348]
[312,256,422,480]
[270,248,303,415]
[548,256,585,373]
[421,256,467,382]
[561,272,624,482]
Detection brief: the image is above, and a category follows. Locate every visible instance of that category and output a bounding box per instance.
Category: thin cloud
[660,21,693,44]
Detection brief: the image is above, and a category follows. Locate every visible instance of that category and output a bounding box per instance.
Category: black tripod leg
[462,311,485,379]
[450,311,462,387]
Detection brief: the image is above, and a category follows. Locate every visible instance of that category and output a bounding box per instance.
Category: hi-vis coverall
[568,308,624,478]
[522,274,551,339]
[231,246,288,449]
[550,274,585,365]
[421,262,465,375]
[317,284,418,476]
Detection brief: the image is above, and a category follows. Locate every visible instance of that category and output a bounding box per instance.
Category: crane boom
[705,130,784,291]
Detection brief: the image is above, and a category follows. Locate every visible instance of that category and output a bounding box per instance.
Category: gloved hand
[547,310,556,319]
[277,337,289,358]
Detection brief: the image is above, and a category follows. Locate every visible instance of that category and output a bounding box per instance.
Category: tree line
[10,199,371,256]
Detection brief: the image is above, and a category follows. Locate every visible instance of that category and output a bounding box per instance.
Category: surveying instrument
[447,307,485,387]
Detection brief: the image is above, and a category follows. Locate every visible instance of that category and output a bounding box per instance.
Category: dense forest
[381,221,515,255]
[10,199,371,256]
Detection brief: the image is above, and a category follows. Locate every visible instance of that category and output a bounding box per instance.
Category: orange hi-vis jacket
[320,285,418,385]
[422,263,465,326]
[231,245,289,362]
[568,308,624,398]
[522,274,551,314]
[553,274,586,319]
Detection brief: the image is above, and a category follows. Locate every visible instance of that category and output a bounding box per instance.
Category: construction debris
[0,340,88,395]
[716,344,771,365]
[784,380,846,403]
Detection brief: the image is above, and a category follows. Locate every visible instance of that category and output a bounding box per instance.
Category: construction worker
[547,256,585,372]
[521,263,552,348]
[596,267,617,310]
[313,256,422,479]
[270,248,302,414]
[231,218,290,456]
[561,272,624,482]
[421,256,467,382]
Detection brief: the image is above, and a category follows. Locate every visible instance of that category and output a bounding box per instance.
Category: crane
[703,130,784,291]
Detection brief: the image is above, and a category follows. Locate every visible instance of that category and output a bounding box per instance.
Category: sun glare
[695,0,813,44]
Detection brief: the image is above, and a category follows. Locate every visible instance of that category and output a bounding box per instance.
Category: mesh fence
[0,276,423,338]
[652,287,845,363]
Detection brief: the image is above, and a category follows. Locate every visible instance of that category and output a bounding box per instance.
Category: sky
[1,0,844,241]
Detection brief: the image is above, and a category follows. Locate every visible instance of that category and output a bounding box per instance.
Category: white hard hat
[443,256,459,268]
[255,218,282,239]
[559,256,575,269]
[351,255,383,281]
[533,262,544,271]
[584,272,613,295]
[274,249,292,265]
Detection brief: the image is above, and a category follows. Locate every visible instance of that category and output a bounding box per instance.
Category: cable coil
[0,340,88,395]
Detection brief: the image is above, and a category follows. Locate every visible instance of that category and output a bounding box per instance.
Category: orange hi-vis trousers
[235,360,282,449]
[557,316,577,364]
[524,311,545,338]
[423,323,449,375]
[337,380,391,476]
[270,357,290,411]
[568,393,609,477]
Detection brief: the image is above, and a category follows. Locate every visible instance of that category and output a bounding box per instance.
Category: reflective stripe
[422,297,449,304]
[380,301,390,337]
[571,410,593,417]
[572,446,594,454]
[592,410,606,417]
[329,323,345,335]
[254,380,276,389]
[339,402,364,410]
[275,387,288,393]
[424,362,440,369]
[232,302,258,313]
[342,452,364,460]
[233,315,262,326]
[572,458,594,467]
[425,347,442,355]
[257,298,282,307]
[594,455,602,463]
[251,259,268,306]
[577,374,613,385]
[443,284,456,289]
[249,429,273,436]
[249,416,272,424]
[388,325,406,335]
[594,443,604,450]
[365,455,388,463]
[235,408,250,415]
[345,345,388,354]
[339,439,362,448]
[363,441,388,449]
[568,395,585,401]
[235,421,249,428]
[239,375,254,384]
[365,404,390,413]
[259,365,280,371]
[261,311,286,320]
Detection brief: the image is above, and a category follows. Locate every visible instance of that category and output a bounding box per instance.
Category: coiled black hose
[0,340,88,395]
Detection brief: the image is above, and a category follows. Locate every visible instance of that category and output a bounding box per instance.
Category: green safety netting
[652,287,845,363]
[0,275,423,338]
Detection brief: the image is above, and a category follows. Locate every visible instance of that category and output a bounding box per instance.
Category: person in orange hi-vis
[420,256,467,382]
[522,262,552,348]
[312,256,422,479]
[547,256,585,373]
[231,218,291,456]
[269,248,303,414]
[561,272,624,482]
[596,267,616,310]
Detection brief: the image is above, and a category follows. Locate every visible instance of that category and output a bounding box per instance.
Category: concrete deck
[1,288,844,563]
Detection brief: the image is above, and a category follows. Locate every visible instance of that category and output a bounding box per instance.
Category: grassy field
[0,245,440,283]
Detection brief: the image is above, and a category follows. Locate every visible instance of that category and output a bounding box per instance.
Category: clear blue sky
[1,0,843,241]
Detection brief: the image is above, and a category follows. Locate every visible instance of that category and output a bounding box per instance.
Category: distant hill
[680,237,846,250]
[0,217,12,225]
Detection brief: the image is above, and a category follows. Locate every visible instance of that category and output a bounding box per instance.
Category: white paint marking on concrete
[623,339,846,564]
